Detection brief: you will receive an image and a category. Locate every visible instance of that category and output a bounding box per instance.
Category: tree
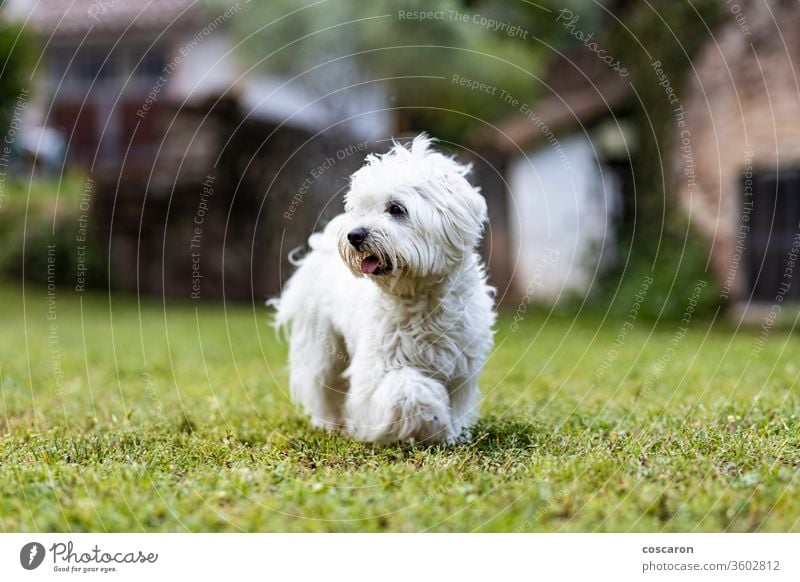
[0,11,32,140]
[226,0,591,141]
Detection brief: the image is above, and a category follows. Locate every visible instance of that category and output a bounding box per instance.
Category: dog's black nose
[347,227,368,250]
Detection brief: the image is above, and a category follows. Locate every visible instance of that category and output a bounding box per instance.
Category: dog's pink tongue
[360,256,380,274]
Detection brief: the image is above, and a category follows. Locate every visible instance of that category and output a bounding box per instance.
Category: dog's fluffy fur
[273,135,495,443]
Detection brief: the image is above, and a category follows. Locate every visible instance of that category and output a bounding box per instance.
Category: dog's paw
[394,394,452,444]
[309,416,345,435]
[347,368,455,444]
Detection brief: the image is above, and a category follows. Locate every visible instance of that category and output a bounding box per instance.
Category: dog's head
[338,134,487,294]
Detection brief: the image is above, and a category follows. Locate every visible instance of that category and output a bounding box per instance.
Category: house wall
[678,0,800,304]
[508,133,620,303]
[92,102,367,301]
[26,35,185,168]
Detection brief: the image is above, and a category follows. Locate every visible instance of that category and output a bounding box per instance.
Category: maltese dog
[273,135,495,444]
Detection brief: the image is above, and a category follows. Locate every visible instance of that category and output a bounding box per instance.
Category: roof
[6,0,204,37]
[472,48,632,154]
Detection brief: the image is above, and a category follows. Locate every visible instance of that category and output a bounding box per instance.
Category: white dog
[272,135,495,444]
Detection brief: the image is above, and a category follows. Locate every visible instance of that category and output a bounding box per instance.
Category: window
[47,48,115,88]
[73,50,113,83]
[138,49,167,80]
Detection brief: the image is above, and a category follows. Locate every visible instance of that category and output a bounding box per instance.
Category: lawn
[0,283,798,532]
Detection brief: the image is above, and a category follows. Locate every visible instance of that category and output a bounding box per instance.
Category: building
[6,0,393,300]
[8,0,389,170]
[7,0,209,169]
[678,0,800,312]
[474,0,800,313]
[472,49,633,304]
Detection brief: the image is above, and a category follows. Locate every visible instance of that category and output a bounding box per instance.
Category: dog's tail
[267,291,296,340]
[267,246,316,337]
[266,245,304,330]
[268,268,302,335]
[267,215,345,337]
[267,265,300,339]
[265,296,284,338]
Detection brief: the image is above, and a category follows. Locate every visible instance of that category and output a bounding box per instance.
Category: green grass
[0,283,798,532]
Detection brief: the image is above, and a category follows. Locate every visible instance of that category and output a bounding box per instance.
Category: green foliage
[0,15,33,136]
[226,0,591,141]
[609,0,721,236]
[591,1,724,319]
[604,233,720,321]
[1,285,798,531]
[0,177,110,290]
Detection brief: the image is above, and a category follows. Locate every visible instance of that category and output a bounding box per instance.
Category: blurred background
[0,0,797,321]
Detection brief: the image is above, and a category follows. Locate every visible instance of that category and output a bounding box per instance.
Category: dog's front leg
[345,366,454,444]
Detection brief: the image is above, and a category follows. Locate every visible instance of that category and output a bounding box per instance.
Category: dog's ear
[440,172,488,250]
[440,156,487,225]
[464,179,488,227]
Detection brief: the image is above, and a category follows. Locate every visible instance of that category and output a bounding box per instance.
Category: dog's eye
[388,203,406,217]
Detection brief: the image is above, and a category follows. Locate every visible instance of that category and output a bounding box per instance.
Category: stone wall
[677,0,800,303]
